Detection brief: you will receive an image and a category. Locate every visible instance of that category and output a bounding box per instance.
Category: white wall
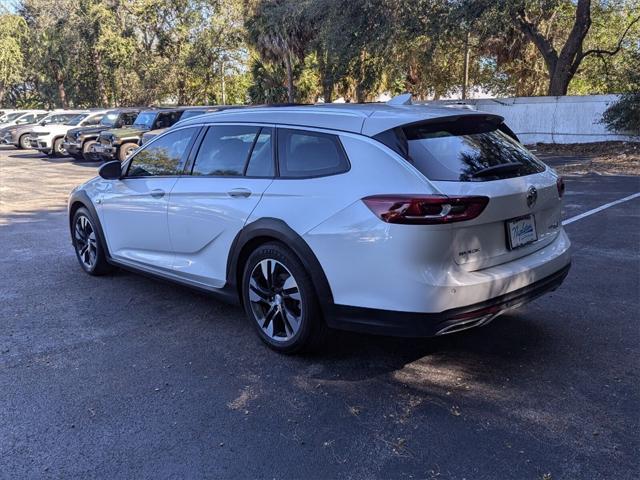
[423,95,638,144]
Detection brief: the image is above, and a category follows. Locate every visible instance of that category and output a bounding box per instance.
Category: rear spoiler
[373,113,520,159]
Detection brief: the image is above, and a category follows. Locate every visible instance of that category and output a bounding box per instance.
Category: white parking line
[562,192,640,226]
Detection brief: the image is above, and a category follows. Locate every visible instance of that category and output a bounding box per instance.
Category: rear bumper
[326,262,571,337]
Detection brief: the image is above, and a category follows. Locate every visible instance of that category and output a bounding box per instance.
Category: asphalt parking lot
[1,146,639,479]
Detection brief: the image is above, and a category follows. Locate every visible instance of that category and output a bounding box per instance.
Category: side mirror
[99,160,122,180]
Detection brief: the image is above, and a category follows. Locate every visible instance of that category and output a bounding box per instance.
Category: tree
[506,0,640,95]
[0,14,28,104]
[245,0,312,103]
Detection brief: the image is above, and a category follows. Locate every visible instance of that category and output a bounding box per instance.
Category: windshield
[42,114,76,125]
[65,114,89,126]
[133,112,157,129]
[2,112,24,122]
[100,112,120,127]
[376,117,545,182]
[179,110,207,121]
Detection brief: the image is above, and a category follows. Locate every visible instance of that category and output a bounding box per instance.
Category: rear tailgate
[432,171,562,271]
[372,113,564,272]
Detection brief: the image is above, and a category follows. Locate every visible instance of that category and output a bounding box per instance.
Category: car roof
[107,107,143,112]
[176,103,504,137]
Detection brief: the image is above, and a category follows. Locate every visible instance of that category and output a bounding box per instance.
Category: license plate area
[506,215,537,249]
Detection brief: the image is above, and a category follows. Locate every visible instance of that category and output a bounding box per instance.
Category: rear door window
[277,128,349,178]
[376,117,545,182]
[154,111,181,130]
[191,125,262,177]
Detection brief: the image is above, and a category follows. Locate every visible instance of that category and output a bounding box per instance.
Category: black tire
[242,242,328,354]
[118,142,138,162]
[72,207,113,276]
[52,137,66,157]
[18,134,30,149]
[82,140,97,161]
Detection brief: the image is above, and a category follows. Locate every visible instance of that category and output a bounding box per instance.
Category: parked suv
[93,108,183,162]
[0,110,49,129]
[63,108,141,161]
[29,111,107,157]
[139,106,240,146]
[68,101,571,353]
[1,112,79,149]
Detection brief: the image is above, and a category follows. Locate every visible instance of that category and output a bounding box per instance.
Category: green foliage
[602,93,640,135]
[0,14,28,103]
[0,0,638,108]
[602,52,640,134]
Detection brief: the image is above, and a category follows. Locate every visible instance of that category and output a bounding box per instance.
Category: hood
[4,123,41,135]
[142,127,167,138]
[30,124,73,134]
[101,127,147,140]
[68,125,110,138]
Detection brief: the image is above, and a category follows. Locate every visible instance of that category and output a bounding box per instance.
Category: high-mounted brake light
[556,177,565,198]
[362,195,489,225]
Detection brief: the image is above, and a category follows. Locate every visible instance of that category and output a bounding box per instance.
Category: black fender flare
[68,190,112,259]
[226,218,334,311]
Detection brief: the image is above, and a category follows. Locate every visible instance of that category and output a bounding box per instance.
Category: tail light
[362,195,489,225]
[556,177,565,198]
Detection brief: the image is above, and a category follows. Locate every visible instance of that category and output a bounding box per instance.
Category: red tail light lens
[362,195,489,225]
[556,177,565,198]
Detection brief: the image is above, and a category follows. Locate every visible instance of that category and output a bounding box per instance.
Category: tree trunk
[0,85,5,105]
[285,51,294,103]
[548,70,572,96]
[317,53,333,103]
[462,30,470,99]
[322,81,333,104]
[93,48,109,107]
[54,70,68,108]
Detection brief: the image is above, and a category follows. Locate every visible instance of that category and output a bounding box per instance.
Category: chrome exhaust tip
[435,313,497,336]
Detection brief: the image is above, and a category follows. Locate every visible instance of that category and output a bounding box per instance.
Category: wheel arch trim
[68,190,111,259]
[226,218,334,310]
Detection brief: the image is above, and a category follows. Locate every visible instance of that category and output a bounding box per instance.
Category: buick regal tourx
[68,102,571,353]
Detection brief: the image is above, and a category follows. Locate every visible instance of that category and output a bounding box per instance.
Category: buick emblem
[526,186,538,208]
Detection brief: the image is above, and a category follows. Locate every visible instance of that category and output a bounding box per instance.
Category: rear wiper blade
[471,162,523,177]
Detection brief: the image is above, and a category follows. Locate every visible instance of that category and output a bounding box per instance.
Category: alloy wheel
[74,215,97,269]
[248,259,303,342]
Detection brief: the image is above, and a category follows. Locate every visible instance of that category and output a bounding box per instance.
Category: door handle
[228,188,252,198]
[150,189,165,199]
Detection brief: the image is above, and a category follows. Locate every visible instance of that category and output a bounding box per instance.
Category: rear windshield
[375,117,545,182]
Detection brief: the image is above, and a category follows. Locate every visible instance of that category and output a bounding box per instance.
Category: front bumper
[326,262,571,337]
[93,142,116,159]
[63,141,82,156]
[0,132,15,145]
[28,137,52,153]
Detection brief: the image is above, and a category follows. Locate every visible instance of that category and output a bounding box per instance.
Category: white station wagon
[68,99,571,353]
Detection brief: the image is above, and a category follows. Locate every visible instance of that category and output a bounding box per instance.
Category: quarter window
[127,127,197,177]
[277,129,349,178]
[191,125,263,177]
[245,128,274,177]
